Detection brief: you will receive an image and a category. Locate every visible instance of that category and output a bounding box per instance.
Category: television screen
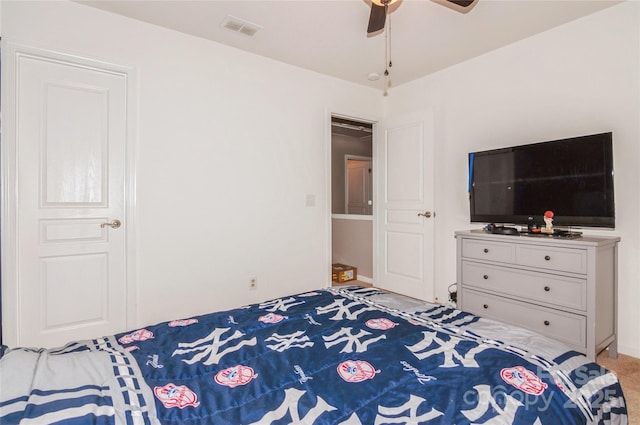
[469,132,615,228]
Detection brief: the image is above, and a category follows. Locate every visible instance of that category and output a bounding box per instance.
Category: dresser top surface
[455,229,621,247]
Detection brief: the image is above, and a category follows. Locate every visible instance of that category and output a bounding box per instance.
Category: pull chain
[383,12,392,96]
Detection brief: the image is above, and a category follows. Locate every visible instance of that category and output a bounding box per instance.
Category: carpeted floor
[597,350,640,424]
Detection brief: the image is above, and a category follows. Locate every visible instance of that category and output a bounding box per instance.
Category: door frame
[1,42,139,346]
[326,110,380,286]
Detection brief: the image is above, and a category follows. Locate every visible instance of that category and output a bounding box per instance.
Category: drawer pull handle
[483,248,489,253]
[544,320,550,326]
[483,304,488,309]
[544,255,551,261]
[544,286,550,292]
[483,275,489,280]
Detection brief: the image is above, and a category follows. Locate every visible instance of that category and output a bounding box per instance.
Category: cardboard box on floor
[332,263,357,283]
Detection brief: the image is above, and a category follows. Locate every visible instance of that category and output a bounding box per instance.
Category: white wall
[332,217,373,280]
[3,0,639,357]
[387,2,640,357]
[1,1,384,327]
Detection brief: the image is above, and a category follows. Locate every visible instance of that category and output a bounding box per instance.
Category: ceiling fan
[367,0,478,34]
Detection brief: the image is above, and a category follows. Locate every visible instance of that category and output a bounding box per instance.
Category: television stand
[456,230,620,360]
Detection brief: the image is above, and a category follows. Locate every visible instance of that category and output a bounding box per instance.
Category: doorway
[327,110,436,300]
[330,115,374,285]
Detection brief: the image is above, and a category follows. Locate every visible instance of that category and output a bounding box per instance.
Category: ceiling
[77,0,622,91]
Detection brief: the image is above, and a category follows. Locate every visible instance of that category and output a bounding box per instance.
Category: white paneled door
[376,110,435,301]
[6,47,134,348]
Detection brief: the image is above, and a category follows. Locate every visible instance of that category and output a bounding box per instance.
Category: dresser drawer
[461,289,586,349]
[516,245,587,274]
[461,261,587,311]
[462,239,515,264]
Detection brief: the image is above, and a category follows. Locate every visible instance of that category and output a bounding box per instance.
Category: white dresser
[455,230,620,360]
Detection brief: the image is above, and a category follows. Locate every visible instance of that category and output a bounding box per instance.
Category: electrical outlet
[249,277,257,290]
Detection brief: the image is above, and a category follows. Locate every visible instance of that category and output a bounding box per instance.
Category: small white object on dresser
[455,230,620,360]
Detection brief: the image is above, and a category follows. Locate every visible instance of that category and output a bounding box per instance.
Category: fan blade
[434,0,478,13]
[446,0,476,7]
[367,4,386,34]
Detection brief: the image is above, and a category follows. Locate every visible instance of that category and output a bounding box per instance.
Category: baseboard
[357,276,373,284]
[617,344,640,359]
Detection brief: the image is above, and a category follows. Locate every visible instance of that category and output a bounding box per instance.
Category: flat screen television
[469,132,615,228]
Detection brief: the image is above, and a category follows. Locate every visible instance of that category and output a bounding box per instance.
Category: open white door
[3,45,136,348]
[375,110,435,301]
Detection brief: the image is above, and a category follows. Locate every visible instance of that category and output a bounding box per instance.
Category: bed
[0,286,627,424]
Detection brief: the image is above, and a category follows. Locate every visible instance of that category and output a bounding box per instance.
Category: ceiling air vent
[221,15,263,38]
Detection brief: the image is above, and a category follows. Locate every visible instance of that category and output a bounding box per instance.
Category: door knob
[100,219,122,229]
[417,211,433,218]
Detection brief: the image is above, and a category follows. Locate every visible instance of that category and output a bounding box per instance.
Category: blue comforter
[0,286,627,424]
